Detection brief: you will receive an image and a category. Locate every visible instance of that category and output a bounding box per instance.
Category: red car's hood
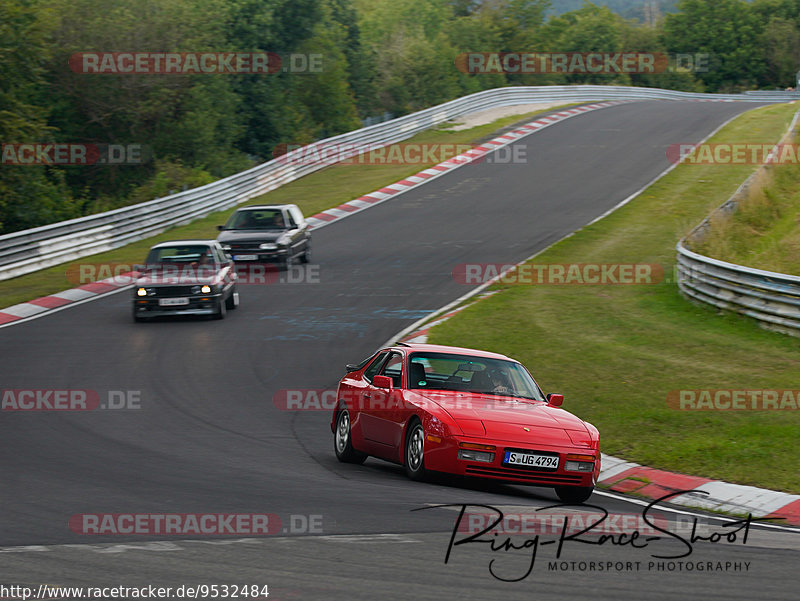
[412,390,591,445]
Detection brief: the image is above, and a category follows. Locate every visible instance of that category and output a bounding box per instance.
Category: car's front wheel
[300,242,311,264]
[213,297,227,320]
[334,407,367,464]
[132,306,147,323]
[404,420,428,481]
[555,486,594,504]
[225,288,239,310]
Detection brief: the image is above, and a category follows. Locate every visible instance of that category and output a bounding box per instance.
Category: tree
[43,0,248,207]
[662,0,764,91]
[542,4,633,84]
[0,0,79,233]
[291,7,362,138]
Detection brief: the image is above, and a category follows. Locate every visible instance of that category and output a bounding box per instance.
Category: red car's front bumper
[423,435,599,488]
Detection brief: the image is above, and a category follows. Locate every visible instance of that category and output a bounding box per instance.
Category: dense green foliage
[2,0,797,234]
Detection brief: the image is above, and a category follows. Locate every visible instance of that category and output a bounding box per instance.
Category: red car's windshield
[407,352,545,401]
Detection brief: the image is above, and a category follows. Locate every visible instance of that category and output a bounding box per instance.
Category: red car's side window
[379,354,403,388]
[362,352,388,382]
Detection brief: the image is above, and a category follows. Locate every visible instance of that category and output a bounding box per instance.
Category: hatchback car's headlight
[259,243,278,250]
[136,287,148,296]
[191,284,215,294]
[221,244,231,251]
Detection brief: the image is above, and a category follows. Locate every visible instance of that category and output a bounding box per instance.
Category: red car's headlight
[564,453,597,472]
[457,442,496,463]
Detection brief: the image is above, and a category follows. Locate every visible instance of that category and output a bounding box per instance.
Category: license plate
[233,254,258,261]
[504,450,559,469]
[158,297,190,306]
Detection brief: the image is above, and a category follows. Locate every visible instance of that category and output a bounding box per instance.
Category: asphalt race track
[2,100,798,600]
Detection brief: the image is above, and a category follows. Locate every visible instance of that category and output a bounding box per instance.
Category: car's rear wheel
[555,486,594,504]
[404,420,428,481]
[225,288,239,310]
[334,408,367,464]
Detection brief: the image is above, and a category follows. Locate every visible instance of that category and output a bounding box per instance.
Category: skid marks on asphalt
[257,307,435,341]
[0,534,421,555]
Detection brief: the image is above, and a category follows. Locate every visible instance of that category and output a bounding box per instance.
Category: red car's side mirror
[372,375,393,390]
[547,393,564,407]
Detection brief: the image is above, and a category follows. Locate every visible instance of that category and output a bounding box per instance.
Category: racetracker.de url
[0,583,269,600]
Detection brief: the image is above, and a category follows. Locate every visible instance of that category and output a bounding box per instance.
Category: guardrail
[3,85,798,281]
[676,110,800,337]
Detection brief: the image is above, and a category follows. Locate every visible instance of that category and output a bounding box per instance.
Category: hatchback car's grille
[151,286,195,296]
[464,465,584,485]
[228,243,261,250]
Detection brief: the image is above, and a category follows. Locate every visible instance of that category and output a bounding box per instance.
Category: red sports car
[331,343,600,503]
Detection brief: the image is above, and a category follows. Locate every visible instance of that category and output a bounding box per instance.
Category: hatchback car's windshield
[145,245,215,265]
[407,352,544,401]
[225,209,286,230]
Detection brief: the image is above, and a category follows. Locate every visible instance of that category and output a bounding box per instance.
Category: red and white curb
[0,275,135,328]
[303,101,630,230]
[0,102,627,328]
[393,301,800,527]
[398,291,499,344]
[598,455,800,525]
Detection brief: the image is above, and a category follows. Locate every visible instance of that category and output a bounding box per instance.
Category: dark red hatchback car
[331,343,600,503]
[132,240,239,321]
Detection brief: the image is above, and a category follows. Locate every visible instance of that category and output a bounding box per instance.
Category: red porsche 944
[331,343,600,503]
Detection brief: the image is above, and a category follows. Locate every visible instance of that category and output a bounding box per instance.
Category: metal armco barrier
[676,109,800,336]
[2,85,798,281]
[676,245,800,336]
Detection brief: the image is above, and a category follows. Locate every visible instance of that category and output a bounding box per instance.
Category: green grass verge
[427,102,800,493]
[693,132,800,275]
[0,106,577,308]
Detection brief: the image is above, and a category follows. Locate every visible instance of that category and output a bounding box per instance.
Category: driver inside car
[191,249,214,273]
[488,369,514,395]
